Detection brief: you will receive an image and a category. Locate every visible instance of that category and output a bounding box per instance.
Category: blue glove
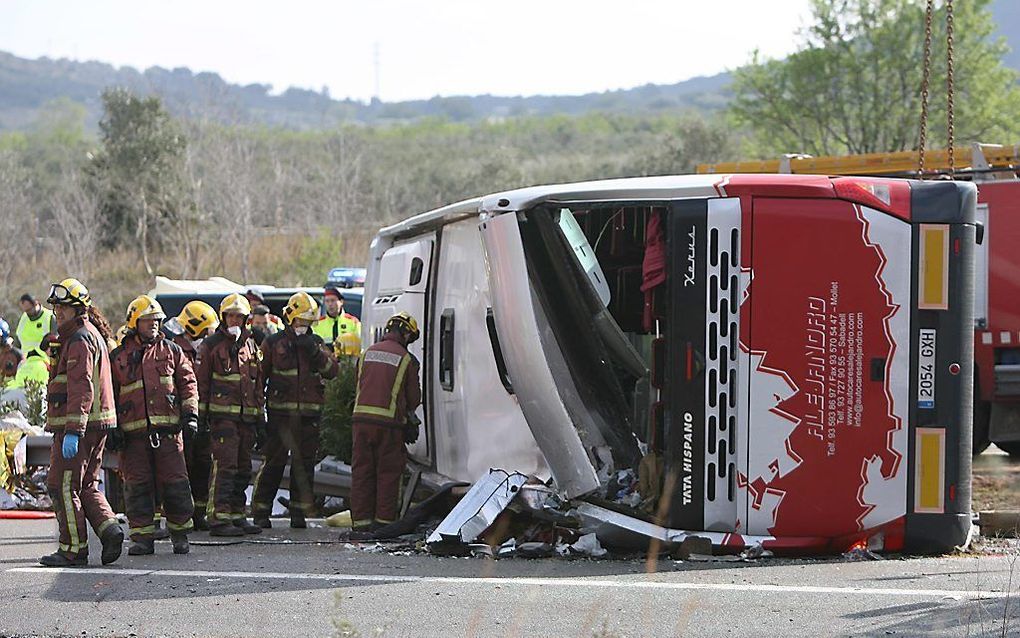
[61,433,80,459]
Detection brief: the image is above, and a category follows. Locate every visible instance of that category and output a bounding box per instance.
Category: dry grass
[973,450,1020,513]
[0,227,376,322]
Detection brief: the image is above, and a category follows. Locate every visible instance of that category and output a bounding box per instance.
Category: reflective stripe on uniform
[119,380,143,396]
[120,414,178,433]
[130,525,156,536]
[62,470,82,554]
[208,404,241,415]
[212,373,241,381]
[352,354,410,420]
[167,519,194,532]
[51,374,67,384]
[97,517,119,537]
[267,401,323,412]
[274,369,299,377]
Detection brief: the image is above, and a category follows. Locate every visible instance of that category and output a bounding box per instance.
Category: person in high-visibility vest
[11,348,49,388]
[15,293,55,353]
[312,284,361,348]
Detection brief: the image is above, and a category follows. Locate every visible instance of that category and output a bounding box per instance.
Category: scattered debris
[842,546,883,561]
[426,470,528,552]
[558,532,608,558]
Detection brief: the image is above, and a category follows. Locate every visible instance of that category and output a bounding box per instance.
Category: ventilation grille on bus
[705,213,739,527]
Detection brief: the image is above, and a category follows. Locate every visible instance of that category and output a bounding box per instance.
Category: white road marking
[7,566,1009,600]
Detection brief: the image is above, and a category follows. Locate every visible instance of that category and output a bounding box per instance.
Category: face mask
[293,326,309,336]
[227,326,242,339]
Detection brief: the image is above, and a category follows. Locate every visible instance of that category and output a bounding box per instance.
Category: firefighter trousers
[184,430,212,515]
[121,432,194,541]
[350,421,406,529]
[47,429,119,558]
[206,419,255,527]
[252,414,319,517]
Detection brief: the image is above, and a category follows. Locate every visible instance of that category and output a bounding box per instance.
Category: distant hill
[0,49,731,132]
[0,0,1015,133]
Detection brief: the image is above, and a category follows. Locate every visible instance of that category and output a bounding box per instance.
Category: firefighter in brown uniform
[349,312,422,538]
[171,300,219,530]
[108,296,199,556]
[197,293,265,536]
[252,292,338,529]
[39,278,124,567]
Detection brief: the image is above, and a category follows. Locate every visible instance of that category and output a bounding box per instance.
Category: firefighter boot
[153,519,170,540]
[192,509,210,532]
[290,510,307,529]
[209,524,245,537]
[100,524,125,565]
[232,518,263,535]
[128,538,155,556]
[39,551,87,567]
[170,532,190,555]
[253,515,272,529]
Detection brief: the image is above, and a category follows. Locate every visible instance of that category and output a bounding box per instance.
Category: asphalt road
[2,518,1020,638]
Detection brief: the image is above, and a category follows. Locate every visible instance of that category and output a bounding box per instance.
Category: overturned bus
[363,174,978,554]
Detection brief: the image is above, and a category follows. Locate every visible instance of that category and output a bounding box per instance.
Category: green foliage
[88,88,190,259]
[730,0,1020,156]
[320,357,358,463]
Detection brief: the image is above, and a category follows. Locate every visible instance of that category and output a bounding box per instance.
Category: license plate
[917,329,936,409]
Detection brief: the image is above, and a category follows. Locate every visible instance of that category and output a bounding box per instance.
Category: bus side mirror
[975,222,985,246]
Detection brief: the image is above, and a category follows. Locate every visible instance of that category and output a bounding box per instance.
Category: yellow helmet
[385,311,420,344]
[284,291,319,324]
[178,300,219,339]
[219,293,252,318]
[115,324,131,346]
[336,331,362,357]
[47,278,92,308]
[125,295,166,331]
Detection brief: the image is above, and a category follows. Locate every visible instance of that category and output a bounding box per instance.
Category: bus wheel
[973,398,991,455]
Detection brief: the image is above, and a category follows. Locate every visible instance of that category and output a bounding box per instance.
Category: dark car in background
[150,278,363,323]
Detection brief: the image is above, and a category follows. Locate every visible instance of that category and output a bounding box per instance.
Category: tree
[89,89,190,274]
[730,0,1020,157]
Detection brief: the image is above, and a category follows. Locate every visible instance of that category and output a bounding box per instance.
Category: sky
[1,0,814,102]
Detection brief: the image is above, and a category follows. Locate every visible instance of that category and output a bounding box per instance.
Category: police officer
[252,292,338,528]
[348,312,421,539]
[108,296,198,556]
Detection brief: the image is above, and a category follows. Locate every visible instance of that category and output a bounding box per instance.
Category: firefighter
[250,305,277,345]
[348,312,421,538]
[171,300,219,530]
[14,293,56,352]
[39,278,124,567]
[312,284,361,349]
[244,289,284,334]
[108,296,198,556]
[252,292,338,529]
[197,293,265,537]
[0,318,22,389]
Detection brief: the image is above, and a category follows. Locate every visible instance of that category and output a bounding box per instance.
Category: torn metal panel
[426,469,528,549]
[480,213,602,498]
